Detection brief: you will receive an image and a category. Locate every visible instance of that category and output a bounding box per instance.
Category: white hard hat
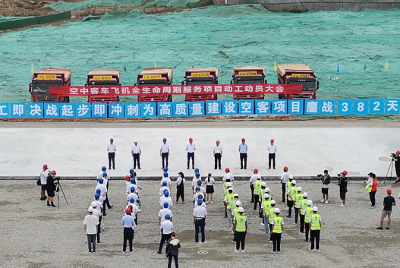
[303,192,308,198]
[236,200,242,206]
[226,182,233,187]
[307,200,313,206]
[291,180,296,185]
[234,193,239,197]
[264,194,270,199]
[261,182,267,187]
[313,206,318,212]
[264,188,270,193]
[297,187,302,192]
[88,207,94,213]
[288,175,294,179]
[91,201,97,208]
[238,207,244,213]
[228,187,233,191]
[274,208,280,214]
[256,175,261,180]
[271,200,276,205]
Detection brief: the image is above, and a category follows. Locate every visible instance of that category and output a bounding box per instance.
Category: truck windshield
[288,81,317,91]
[88,80,118,86]
[235,79,263,84]
[138,79,167,86]
[31,80,62,101]
[186,77,214,85]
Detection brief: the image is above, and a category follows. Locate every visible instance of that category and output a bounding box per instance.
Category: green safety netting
[43,0,148,11]
[0,15,32,22]
[144,0,199,8]
[0,5,399,102]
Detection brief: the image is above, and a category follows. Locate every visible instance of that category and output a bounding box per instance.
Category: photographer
[338,171,348,207]
[392,151,400,183]
[46,170,57,207]
[320,170,331,204]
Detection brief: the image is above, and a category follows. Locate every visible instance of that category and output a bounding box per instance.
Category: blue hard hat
[197,199,203,204]
[99,178,104,183]
[102,172,107,177]
[194,168,199,173]
[94,194,100,199]
[163,202,169,208]
[164,190,169,196]
[162,181,167,186]
[165,214,171,219]
[198,194,203,199]
[129,169,134,174]
[110,138,114,142]
[195,186,200,190]
[130,198,135,203]
[130,178,135,183]
[163,167,168,172]
[130,186,135,192]
[195,173,200,178]
[163,138,167,142]
[164,172,168,177]
[96,189,101,193]
[197,179,202,185]
[101,166,106,171]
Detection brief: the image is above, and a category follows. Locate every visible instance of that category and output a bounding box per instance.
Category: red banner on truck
[50,84,302,96]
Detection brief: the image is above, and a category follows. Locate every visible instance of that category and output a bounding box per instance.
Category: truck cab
[29,68,71,102]
[136,68,173,102]
[277,64,319,99]
[231,66,266,100]
[86,69,120,103]
[182,67,218,102]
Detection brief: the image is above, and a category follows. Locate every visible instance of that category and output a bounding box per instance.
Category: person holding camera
[338,171,348,207]
[392,151,400,183]
[46,170,57,207]
[320,170,331,204]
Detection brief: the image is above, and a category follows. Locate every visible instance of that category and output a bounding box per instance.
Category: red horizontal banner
[49,84,303,97]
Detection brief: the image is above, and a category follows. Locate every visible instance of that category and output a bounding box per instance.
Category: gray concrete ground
[1,179,400,268]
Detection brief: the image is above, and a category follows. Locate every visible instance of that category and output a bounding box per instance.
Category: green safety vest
[300,199,308,215]
[295,193,303,208]
[263,200,271,215]
[233,207,239,218]
[365,183,372,193]
[288,186,297,201]
[310,214,321,230]
[226,193,235,209]
[253,181,262,195]
[305,207,313,223]
[235,215,247,232]
[268,208,276,224]
[273,216,283,233]
[287,181,292,190]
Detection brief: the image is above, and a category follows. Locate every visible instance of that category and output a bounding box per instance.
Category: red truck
[277,64,319,99]
[182,67,219,101]
[231,66,266,100]
[136,68,173,102]
[86,69,120,103]
[29,68,71,102]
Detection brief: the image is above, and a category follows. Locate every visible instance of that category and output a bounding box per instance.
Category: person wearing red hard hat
[392,151,400,184]
[268,139,277,169]
[238,138,248,169]
[39,164,49,200]
[280,166,291,203]
[121,207,136,253]
[213,140,223,170]
[186,138,196,169]
[46,170,57,207]
[377,189,396,230]
[338,171,348,207]
[249,169,259,203]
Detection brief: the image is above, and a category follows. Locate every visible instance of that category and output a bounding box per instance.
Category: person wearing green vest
[304,200,313,242]
[309,206,322,252]
[232,200,242,242]
[271,208,284,253]
[261,194,271,234]
[224,188,235,221]
[234,207,248,252]
[294,187,303,225]
[268,200,276,242]
[299,192,309,235]
[287,180,297,218]
[253,176,262,210]
[232,198,241,224]
[223,182,233,218]
[285,174,293,202]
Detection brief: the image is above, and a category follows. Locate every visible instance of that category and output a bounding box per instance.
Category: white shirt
[192,177,201,188]
[126,203,140,215]
[161,178,172,188]
[238,143,248,153]
[160,220,174,234]
[223,173,235,182]
[127,192,139,203]
[107,143,116,153]
[126,183,138,194]
[160,196,173,208]
[93,208,102,218]
[249,174,258,184]
[176,176,185,186]
[186,143,196,153]
[281,172,291,184]
[95,184,107,196]
[93,200,103,210]
[159,186,170,196]
[131,145,141,154]
[97,178,108,187]
[268,144,277,153]
[40,170,49,185]
[213,145,222,154]
[158,208,173,223]
[193,205,207,218]
[160,143,169,153]
[97,172,110,181]
[83,214,99,235]
[204,177,215,186]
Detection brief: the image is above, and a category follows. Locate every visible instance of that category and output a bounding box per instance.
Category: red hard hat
[397,150,400,154]
[342,170,348,175]
[189,138,193,142]
[125,175,130,181]
[216,140,220,143]
[242,138,245,141]
[225,168,230,172]
[254,168,258,173]
[283,166,288,171]
[125,208,131,214]
[387,189,392,194]
[52,170,57,175]
[43,164,48,169]
[270,139,274,142]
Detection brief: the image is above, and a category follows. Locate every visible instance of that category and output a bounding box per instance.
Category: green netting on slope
[0,15,32,22]
[0,5,400,102]
[144,0,198,8]
[43,0,148,11]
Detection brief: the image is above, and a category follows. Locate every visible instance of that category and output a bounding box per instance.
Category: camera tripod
[55,181,69,209]
[384,160,394,184]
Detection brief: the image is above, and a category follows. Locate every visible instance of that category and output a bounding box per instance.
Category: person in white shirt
[160,138,170,169]
[192,172,201,192]
[107,138,116,170]
[160,191,173,209]
[193,187,201,207]
[213,140,222,170]
[83,207,99,253]
[93,194,103,211]
[176,172,185,204]
[196,180,206,196]
[249,169,259,203]
[90,201,102,244]
[127,187,139,205]
[97,166,110,181]
[160,181,170,196]
[158,214,173,254]
[280,166,291,202]
[126,198,140,225]
[193,200,207,243]
[204,173,215,204]
[126,178,138,195]
[223,168,235,182]
[161,173,172,190]
[159,202,173,225]
[238,138,248,169]
[39,164,49,200]
[268,139,277,169]
[131,140,141,169]
[96,178,108,216]
[186,138,196,169]
[98,172,113,210]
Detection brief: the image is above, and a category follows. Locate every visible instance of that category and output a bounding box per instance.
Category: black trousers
[281,183,286,202]
[168,255,178,268]
[159,233,171,253]
[102,200,107,216]
[294,207,299,223]
[195,218,205,242]
[310,230,320,250]
[108,152,115,169]
[123,228,134,252]
[300,214,305,233]
[97,215,102,243]
[370,191,376,206]
[287,200,293,217]
[272,232,282,252]
[176,187,184,202]
[162,153,169,168]
[187,152,194,169]
[133,154,140,169]
[235,231,246,250]
[214,153,221,169]
[269,224,273,240]
[105,181,112,208]
[250,184,255,202]
[305,222,310,240]
[240,153,247,169]
[87,234,96,252]
[269,153,276,169]
[254,194,260,210]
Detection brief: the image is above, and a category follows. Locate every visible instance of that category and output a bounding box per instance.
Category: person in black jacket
[338,171,348,207]
[321,170,331,204]
[46,170,57,207]
[166,232,180,268]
